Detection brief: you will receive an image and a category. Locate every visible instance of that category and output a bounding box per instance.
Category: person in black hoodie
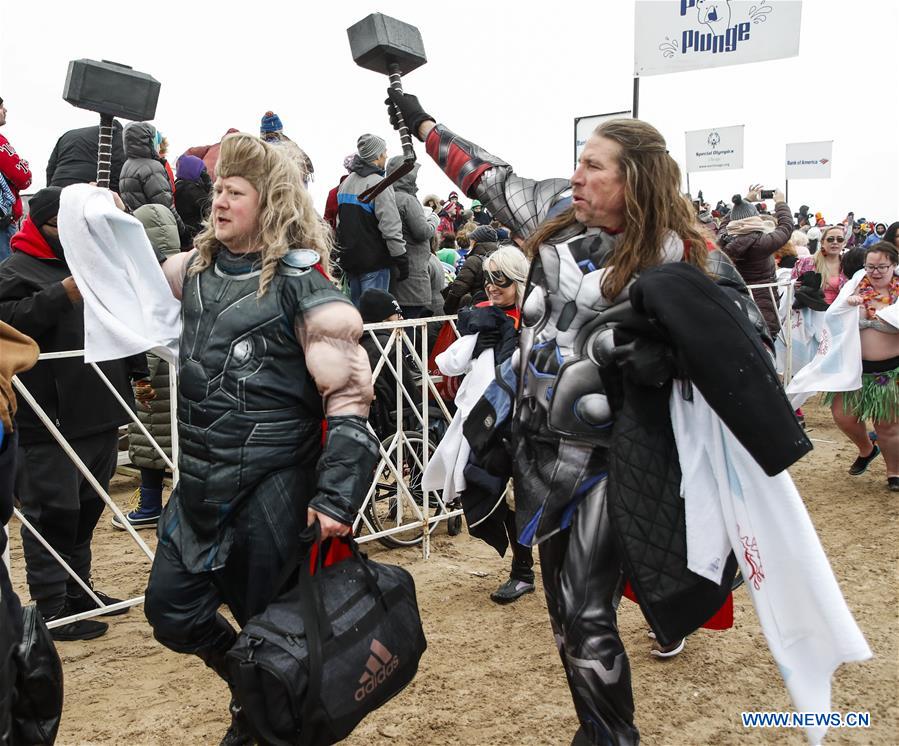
[46,120,127,193]
[174,154,213,248]
[0,187,152,642]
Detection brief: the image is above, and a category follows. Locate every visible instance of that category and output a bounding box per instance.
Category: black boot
[219,699,255,746]
[195,617,254,746]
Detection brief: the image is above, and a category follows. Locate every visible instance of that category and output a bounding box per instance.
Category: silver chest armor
[518,231,630,447]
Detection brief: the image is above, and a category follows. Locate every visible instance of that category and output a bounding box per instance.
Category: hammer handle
[97,113,114,190]
[387,63,415,163]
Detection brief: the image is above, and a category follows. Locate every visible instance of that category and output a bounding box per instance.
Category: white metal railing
[6,317,463,626]
[7,278,798,623]
[746,279,796,384]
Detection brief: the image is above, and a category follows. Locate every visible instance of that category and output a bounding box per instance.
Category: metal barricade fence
[5,316,463,625]
[6,283,796,626]
[746,279,796,384]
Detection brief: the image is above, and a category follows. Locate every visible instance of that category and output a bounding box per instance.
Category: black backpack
[226,531,426,746]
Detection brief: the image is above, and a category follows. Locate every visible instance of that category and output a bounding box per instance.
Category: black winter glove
[392,252,410,281]
[611,337,678,389]
[385,88,435,141]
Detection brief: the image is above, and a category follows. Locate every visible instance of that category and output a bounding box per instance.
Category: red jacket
[0,133,32,220]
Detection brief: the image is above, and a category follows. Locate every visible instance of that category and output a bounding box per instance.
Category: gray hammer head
[63,59,160,121]
[347,13,427,75]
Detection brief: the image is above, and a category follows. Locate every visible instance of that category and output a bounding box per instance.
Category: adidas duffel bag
[226,531,426,746]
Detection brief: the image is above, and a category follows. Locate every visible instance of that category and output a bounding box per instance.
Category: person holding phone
[717,184,794,336]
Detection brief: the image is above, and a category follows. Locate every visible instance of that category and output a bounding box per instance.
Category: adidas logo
[354,639,399,702]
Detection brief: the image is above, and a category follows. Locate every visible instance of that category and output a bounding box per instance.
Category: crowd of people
[0,83,889,745]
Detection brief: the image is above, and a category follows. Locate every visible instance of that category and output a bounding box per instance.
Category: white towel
[422,333,495,502]
[671,387,872,745]
[58,184,181,365]
[785,269,865,409]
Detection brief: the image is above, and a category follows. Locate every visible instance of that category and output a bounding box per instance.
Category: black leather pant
[538,479,639,746]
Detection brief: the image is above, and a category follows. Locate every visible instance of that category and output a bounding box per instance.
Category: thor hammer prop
[63,59,160,189]
[347,13,427,203]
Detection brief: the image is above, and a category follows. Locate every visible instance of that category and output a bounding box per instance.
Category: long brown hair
[190,133,333,296]
[525,119,707,300]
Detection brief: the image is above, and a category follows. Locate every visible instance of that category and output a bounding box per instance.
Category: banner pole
[785,179,789,204]
[686,172,691,198]
[632,77,640,119]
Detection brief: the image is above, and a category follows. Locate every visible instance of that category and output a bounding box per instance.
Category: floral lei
[857,274,899,320]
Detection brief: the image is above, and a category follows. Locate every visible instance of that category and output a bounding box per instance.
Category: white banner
[785,141,833,179]
[634,1,803,77]
[574,111,631,167]
[685,124,744,173]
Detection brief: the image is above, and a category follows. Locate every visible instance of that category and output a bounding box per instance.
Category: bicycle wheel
[365,431,444,548]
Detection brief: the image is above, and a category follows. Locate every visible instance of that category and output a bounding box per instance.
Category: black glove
[611,337,678,389]
[392,252,410,281]
[385,88,434,141]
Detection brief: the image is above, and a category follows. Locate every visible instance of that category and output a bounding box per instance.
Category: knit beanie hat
[357,134,387,163]
[470,225,498,244]
[260,111,283,134]
[730,194,758,221]
[28,187,62,228]
[359,289,402,323]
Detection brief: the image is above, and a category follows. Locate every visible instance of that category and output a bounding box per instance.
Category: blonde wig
[190,133,332,296]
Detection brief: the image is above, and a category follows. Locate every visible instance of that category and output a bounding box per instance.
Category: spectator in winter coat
[444,191,465,231]
[112,204,180,530]
[386,155,439,317]
[0,187,152,641]
[471,199,492,226]
[358,289,418,438]
[324,155,354,232]
[717,186,793,335]
[259,111,315,184]
[173,155,213,247]
[46,120,127,193]
[155,131,176,192]
[336,134,408,305]
[182,127,239,181]
[120,122,188,244]
[0,97,32,260]
[428,250,448,317]
[862,222,888,248]
[443,225,500,314]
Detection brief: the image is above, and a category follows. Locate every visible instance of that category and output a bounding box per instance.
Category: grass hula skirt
[824,367,899,422]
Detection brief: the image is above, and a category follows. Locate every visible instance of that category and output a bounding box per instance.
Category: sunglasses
[484,269,514,288]
[824,236,845,243]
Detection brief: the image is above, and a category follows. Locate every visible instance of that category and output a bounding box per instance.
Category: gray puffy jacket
[119,122,186,239]
[386,155,439,306]
[127,204,180,470]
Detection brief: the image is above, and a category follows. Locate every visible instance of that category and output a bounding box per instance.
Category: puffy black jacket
[120,122,187,241]
[0,252,145,445]
[46,121,127,192]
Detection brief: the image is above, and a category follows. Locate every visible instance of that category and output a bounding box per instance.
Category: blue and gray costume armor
[145,248,379,686]
[424,123,777,745]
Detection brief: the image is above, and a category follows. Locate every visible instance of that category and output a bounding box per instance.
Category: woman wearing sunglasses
[828,242,899,489]
[792,225,849,305]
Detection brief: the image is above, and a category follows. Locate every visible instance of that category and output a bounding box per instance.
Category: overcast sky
[2,0,897,223]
